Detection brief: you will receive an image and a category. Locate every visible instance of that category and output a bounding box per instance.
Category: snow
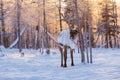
[0,45,6,57]
[0,48,120,80]
[57,30,78,49]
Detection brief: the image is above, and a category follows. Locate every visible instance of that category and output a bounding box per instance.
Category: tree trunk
[16,0,21,52]
[0,0,5,46]
[43,0,50,54]
[74,0,85,63]
[59,0,62,31]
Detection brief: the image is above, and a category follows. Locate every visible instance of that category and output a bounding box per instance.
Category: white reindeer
[57,29,80,67]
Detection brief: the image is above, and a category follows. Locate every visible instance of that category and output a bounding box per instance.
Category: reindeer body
[57,29,79,67]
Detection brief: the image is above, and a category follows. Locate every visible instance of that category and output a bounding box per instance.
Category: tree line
[0,0,119,53]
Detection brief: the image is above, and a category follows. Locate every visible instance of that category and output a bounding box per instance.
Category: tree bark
[59,0,62,31]
[43,0,50,54]
[74,0,85,63]
[0,0,5,46]
[16,0,21,52]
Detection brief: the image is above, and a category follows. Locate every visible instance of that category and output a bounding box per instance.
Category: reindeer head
[70,29,79,39]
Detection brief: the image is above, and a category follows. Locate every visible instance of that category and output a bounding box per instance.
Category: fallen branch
[9,27,26,48]
[47,32,63,48]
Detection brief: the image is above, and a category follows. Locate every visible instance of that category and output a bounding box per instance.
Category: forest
[0,0,120,80]
[0,0,119,50]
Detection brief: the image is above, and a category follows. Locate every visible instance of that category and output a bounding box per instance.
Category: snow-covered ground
[0,48,120,80]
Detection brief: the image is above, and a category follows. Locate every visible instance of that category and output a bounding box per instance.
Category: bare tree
[63,0,93,63]
[43,0,50,54]
[0,0,5,46]
[58,0,62,31]
[74,0,85,63]
[16,0,21,52]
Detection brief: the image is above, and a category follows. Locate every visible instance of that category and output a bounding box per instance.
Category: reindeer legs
[59,47,63,67]
[63,46,67,67]
[70,49,74,66]
[59,45,74,67]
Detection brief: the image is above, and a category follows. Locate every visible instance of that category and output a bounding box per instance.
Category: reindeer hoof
[63,64,67,67]
[61,64,63,67]
[71,63,74,66]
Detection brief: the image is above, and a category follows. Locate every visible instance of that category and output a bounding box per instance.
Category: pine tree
[100,0,118,48]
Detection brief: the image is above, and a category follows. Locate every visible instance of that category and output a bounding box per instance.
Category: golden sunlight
[116,0,120,4]
[94,0,120,3]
